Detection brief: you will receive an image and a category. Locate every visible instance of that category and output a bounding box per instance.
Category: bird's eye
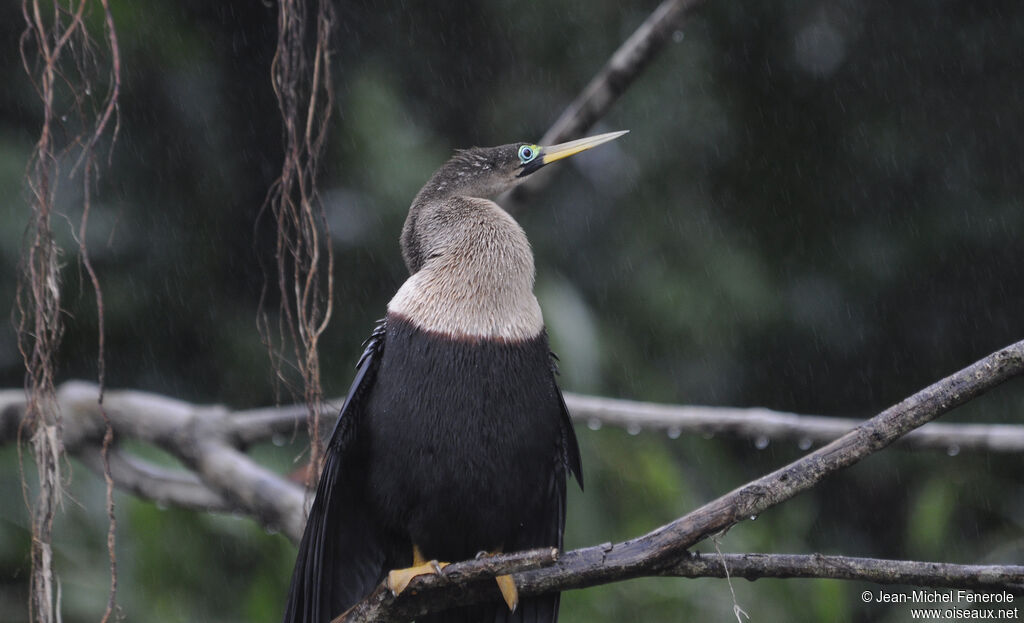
[518,145,538,164]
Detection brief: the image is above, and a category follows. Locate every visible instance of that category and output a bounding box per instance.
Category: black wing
[281,321,388,623]
[549,351,583,491]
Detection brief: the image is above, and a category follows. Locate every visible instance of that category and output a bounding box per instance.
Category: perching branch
[333,339,1024,622]
[336,552,1024,623]
[334,549,562,623]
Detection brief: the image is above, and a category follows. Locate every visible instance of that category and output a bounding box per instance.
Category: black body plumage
[280,133,628,623]
[282,315,582,623]
[367,314,579,563]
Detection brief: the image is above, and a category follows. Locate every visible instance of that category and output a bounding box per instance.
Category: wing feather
[281,321,388,623]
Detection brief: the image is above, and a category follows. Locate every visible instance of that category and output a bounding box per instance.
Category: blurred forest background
[1,1,1022,622]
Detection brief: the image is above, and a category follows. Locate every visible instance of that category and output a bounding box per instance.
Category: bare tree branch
[540,0,706,146]
[226,393,1024,455]
[2,381,1020,538]
[1,328,1021,549]
[3,376,1019,560]
[561,394,1024,454]
[506,0,707,207]
[663,552,1024,590]
[334,339,1024,622]
[336,551,1023,623]
[75,444,233,513]
[2,383,307,542]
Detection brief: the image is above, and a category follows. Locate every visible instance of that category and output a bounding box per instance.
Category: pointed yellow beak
[539,130,629,165]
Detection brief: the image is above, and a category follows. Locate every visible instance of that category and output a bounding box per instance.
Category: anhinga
[282,130,628,623]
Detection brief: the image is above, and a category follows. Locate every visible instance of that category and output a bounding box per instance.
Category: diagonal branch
[507,0,707,207]
[335,339,1024,622]
[538,0,707,147]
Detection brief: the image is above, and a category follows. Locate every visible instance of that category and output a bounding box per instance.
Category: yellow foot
[495,573,519,612]
[387,560,449,596]
[476,550,519,612]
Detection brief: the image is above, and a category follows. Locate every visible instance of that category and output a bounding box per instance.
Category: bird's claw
[474,550,519,611]
[496,573,519,612]
[386,560,449,596]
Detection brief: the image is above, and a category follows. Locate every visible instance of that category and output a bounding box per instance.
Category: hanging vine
[16,0,120,621]
[258,0,337,487]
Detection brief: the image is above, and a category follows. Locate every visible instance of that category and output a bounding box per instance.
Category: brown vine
[16,1,121,622]
[257,0,337,489]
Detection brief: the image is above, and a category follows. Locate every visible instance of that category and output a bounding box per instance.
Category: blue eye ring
[518,144,539,164]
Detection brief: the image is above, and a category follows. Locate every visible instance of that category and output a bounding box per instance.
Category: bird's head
[417,130,629,202]
[402,130,628,274]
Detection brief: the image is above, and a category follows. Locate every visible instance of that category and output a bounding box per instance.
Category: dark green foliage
[1,1,1021,621]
